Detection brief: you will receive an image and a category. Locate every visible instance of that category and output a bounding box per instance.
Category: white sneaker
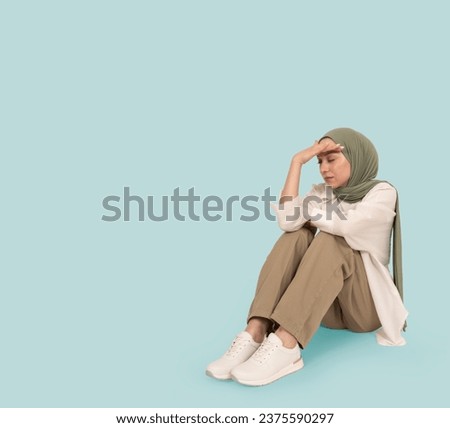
[230,333,303,386]
[206,331,262,380]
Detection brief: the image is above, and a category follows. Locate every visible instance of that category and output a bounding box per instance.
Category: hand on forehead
[316,137,345,158]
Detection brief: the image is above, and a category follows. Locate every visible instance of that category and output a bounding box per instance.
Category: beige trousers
[247,228,381,348]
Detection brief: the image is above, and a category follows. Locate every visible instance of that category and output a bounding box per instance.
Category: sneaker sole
[205,370,232,381]
[230,358,304,386]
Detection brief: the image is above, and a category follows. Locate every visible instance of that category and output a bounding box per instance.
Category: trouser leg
[247,228,315,329]
[320,253,381,334]
[270,232,380,348]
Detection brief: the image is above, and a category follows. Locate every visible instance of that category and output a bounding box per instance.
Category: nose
[320,161,328,175]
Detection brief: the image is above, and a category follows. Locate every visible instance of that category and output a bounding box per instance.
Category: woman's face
[317,138,351,188]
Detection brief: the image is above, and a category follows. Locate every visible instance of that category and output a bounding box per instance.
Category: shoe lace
[251,338,278,365]
[225,335,250,358]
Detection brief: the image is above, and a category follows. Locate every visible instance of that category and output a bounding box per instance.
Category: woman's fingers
[317,140,344,154]
[293,139,344,165]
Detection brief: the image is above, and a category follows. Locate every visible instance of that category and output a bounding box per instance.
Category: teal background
[1,0,449,407]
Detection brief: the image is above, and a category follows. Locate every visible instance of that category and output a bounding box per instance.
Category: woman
[206,128,408,387]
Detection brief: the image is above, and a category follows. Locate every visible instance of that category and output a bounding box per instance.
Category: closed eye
[318,157,336,164]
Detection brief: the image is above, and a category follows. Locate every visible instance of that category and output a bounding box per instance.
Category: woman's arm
[279,139,343,204]
[310,183,397,263]
[272,139,344,232]
[279,157,304,205]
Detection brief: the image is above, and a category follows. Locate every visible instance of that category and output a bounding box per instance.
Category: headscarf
[319,128,403,303]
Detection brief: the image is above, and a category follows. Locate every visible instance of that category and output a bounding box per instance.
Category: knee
[283,227,314,240]
[312,231,348,249]
[314,231,336,242]
[282,227,315,246]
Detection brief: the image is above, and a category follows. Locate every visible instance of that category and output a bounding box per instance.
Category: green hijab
[319,128,403,303]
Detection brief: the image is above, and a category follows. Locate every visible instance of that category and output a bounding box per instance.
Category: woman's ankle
[275,326,298,349]
[246,317,271,343]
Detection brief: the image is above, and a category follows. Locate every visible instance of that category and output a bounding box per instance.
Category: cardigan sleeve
[309,183,397,264]
[270,185,324,232]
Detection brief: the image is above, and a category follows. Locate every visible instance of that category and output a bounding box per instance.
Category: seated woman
[206,127,408,387]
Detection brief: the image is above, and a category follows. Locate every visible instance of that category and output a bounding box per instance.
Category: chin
[324,182,338,189]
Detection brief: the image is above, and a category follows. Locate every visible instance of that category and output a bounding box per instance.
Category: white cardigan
[271,182,408,346]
